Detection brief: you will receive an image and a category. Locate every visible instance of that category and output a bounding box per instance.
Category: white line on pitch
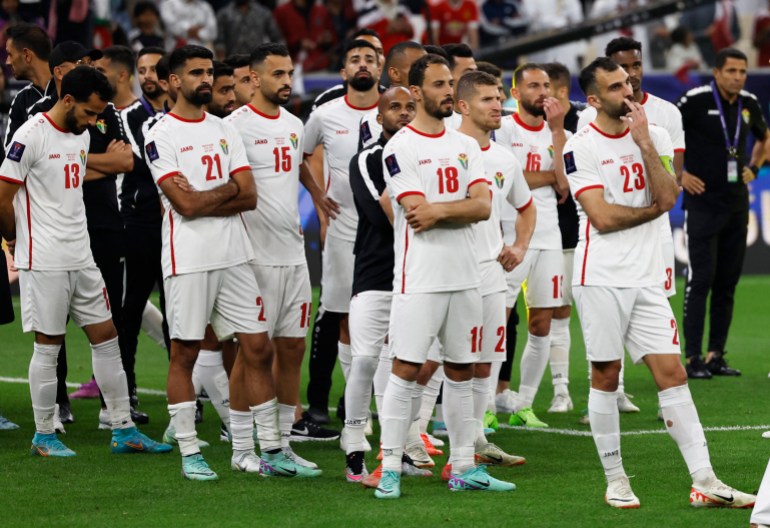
[0,376,166,396]
[501,424,770,437]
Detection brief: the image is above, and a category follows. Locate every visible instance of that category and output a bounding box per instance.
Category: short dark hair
[343,39,379,64]
[101,45,136,73]
[351,28,380,41]
[168,45,213,74]
[513,62,546,87]
[250,43,290,69]
[605,37,642,57]
[408,53,450,88]
[543,62,570,89]
[137,46,166,61]
[715,47,748,69]
[156,55,171,81]
[213,60,234,80]
[475,61,501,79]
[5,23,51,61]
[456,70,498,102]
[442,43,473,71]
[670,26,689,46]
[133,0,160,19]
[224,53,250,70]
[385,41,424,68]
[423,45,448,60]
[578,57,620,96]
[61,65,113,103]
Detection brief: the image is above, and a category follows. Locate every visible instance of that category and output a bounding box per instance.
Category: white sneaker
[617,393,640,413]
[283,446,318,469]
[339,427,372,452]
[495,389,516,414]
[364,411,373,436]
[426,432,444,447]
[548,393,573,413]
[690,478,756,508]
[231,450,261,473]
[605,476,640,509]
[54,404,66,434]
[404,441,434,468]
[762,431,770,439]
[97,408,111,431]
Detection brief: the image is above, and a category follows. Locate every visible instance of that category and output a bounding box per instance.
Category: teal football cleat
[182,453,218,481]
[448,465,516,492]
[259,452,322,478]
[111,427,173,454]
[30,432,76,457]
[374,469,401,499]
[162,424,210,448]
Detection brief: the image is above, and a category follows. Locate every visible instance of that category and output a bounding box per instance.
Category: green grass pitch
[0,277,768,527]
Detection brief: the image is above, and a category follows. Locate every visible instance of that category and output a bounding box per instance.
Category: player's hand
[681,171,706,194]
[742,166,757,184]
[543,97,565,131]
[553,181,570,204]
[315,194,340,223]
[620,99,651,146]
[5,239,15,258]
[405,202,440,232]
[498,245,525,272]
[105,139,130,153]
[172,174,194,192]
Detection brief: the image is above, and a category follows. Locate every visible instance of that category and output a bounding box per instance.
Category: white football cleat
[617,393,640,413]
[404,441,435,468]
[690,478,756,508]
[762,430,770,439]
[283,446,319,469]
[426,432,444,447]
[231,450,261,473]
[548,393,573,413]
[54,404,66,434]
[495,389,516,414]
[364,411,373,436]
[605,476,640,509]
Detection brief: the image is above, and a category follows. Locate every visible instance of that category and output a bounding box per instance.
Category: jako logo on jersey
[80,150,87,165]
[146,141,159,162]
[254,139,268,145]
[95,119,107,134]
[458,153,468,169]
[220,139,228,155]
[180,146,193,153]
[564,151,577,174]
[385,154,401,176]
[49,153,60,159]
[511,142,524,147]
[601,159,614,165]
[7,141,25,162]
[289,133,298,149]
[419,159,431,165]
[336,130,349,135]
[494,172,504,188]
[742,108,751,124]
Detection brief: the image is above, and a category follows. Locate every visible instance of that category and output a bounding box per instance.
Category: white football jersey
[384,125,485,294]
[145,112,254,278]
[225,105,306,266]
[0,114,93,271]
[496,113,561,250]
[577,92,684,250]
[444,112,463,130]
[304,95,379,242]
[564,123,674,287]
[358,110,382,151]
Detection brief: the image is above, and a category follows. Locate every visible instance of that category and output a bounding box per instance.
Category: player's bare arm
[0,180,20,242]
[744,129,770,183]
[208,168,257,216]
[544,97,570,202]
[576,187,662,233]
[681,170,706,194]
[498,200,536,272]
[522,168,558,190]
[379,191,394,225]
[86,139,134,174]
[299,161,339,222]
[158,172,239,218]
[622,100,679,211]
[402,179,491,233]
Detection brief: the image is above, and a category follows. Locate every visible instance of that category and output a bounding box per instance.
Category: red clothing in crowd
[753,10,770,67]
[273,1,338,72]
[430,0,479,44]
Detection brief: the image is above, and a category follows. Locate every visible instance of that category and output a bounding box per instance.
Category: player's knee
[528,315,552,337]
[239,334,272,369]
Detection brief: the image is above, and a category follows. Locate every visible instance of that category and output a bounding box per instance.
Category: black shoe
[686,357,712,379]
[130,407,149,425]
[195,399,204,423]
[290,414,340,442]
[305,406,331,425]
[336,395,346,422]
[59,402,75,424]
[346,450,365,476]
[706,355,741,376]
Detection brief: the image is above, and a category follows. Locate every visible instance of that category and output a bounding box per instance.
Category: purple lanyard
[711,81,742,158]
[139,96,157,117]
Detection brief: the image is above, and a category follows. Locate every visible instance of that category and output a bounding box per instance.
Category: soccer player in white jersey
[144,45,318,481]
[303,39,381,389]
[225,43,338,469]
[566,57,754,509]
[455,70,535,469]
[495,64,570,427]
[376,54,513,499]
[0,66,170,457]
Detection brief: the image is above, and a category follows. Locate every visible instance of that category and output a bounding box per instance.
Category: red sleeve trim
[515,196,533,212]
[468,178,490,188]
[0,175,23,185]
[673,148,685,153]
[157,171,181,185]
[396,190,425,203]
[574,184,604,199]
[229,166,251,176]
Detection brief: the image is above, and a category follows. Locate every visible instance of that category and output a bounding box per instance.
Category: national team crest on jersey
[360,121,372,143]
[290,133,298,149]
[80,150,86,165]
[95,119,106,134]
[547,145,555,159]
[7,141,25,162]
[458,153,468,169]
[146,141,159,162]
[385,154,401,176]
[742,108,751,124]
[220,139,228,155]
[494,172,504,188]
[564,151,577,174]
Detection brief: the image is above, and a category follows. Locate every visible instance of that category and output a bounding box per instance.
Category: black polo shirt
[555,100,585,250]
[1,79,56,162]
[677,83,768,212]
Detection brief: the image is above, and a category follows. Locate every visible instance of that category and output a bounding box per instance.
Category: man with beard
[565,56,754,510]
[95,46,138,110]
[494,63,569,427]
[0,66,170,457]
[301,39,380,437]
[223,55,255,109]
[226,42,337,471]
[442,44,477,130]
[145,45,318,480]
[375,54,511,499]
[208,61,236,118]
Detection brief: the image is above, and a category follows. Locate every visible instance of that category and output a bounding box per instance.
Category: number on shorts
[664,268,673,290]
[299,302,311,329]
[256,296,267,322]
[621,163,645,193]
[64,163,80,189]
[273,146,291,172]
[437,167,459,194]
[470,326,483,353]
[202,154,223,181]
[495,326,505,353]
[525,152,541,172]
[551,274,563,299]
[671,319,679,345]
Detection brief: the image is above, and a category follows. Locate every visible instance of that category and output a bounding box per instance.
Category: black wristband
[749,165,760,176]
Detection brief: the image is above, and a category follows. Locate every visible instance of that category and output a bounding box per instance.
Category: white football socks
[193,350,231,431]
[405,384,425,448]
[29,343,59,434]
[588,388,625,482]
[549,318,570,397]
[344,355,378,453]
[230,409,255,453]
[514,333,551,412]
[168,401,198,456]
[418,368,444,433]
[250,398,281,453]
[487,361,503,412]
[92,337,132,429]
[372,343,392,418]
[141,301,166,350]
[751,458,770,526]
[472,376,490,448]
[338,342,352,381]
[380,374,415,472]
[443,377,475,475]
[278,403,296,450]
